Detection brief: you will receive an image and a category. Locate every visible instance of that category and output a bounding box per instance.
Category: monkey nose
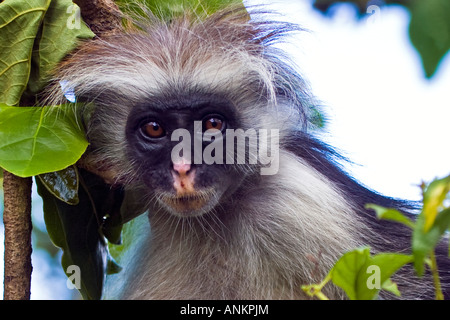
[172,158,191,176]
[172,158,195,194]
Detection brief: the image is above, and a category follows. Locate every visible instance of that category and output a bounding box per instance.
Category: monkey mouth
[157,189,218,217]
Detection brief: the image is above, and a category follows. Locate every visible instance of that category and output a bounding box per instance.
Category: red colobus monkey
[47,5,449,299]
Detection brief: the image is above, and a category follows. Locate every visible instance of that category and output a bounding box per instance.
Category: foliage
[408,0,450,78]
[0,0,94,105]
[313,0,450,78]
[116,0,243,20]
[0,104,88,177]
[302,175,450,300]
[36,167,124,300]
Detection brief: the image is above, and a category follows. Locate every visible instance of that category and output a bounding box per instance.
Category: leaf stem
[302,274,331,300]
[429,250,444,300]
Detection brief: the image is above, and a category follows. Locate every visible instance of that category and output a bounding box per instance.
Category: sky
[252,0,450,201]
[1,0,450,300]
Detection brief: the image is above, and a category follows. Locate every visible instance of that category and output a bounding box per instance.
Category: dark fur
[284,131,450,299]
[46,5,449,299]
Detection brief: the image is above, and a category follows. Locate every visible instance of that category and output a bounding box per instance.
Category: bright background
[257,0,450,202]
[1,0,449,299]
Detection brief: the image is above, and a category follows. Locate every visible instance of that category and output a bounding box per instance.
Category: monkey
[45,6,449,299]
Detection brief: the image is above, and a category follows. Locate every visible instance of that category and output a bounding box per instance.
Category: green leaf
[99,188,126,245]
[38,165,80,205]
[366,203,415,229]
[331,247,370,300]
[0,103,89,177]
[330,247,412,300]
[421,175,450,232]
[117,0,245,20]
[0,0,51,105]
[413,207,450,276]
[37,168,126,299]
[0,0,94,104]
[412,175,450,276]
[380,278,401,297]
[108,213,149,264]
[101,187,149,247]
[367,253,413,299]
[26,0,95,95]
[106,254,123,275]
[37,170,107,300]
[119,189,149,224]
[409,0,450,78]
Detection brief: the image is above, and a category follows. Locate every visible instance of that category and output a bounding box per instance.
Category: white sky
[250,0,450,201]
[1,0,450,300]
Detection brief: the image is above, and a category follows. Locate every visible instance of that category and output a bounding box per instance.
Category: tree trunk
[2,171,33,300]
[74,0,122,36]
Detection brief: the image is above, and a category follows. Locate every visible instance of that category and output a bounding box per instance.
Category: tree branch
[74,0,123,36]
[2,171,33,300]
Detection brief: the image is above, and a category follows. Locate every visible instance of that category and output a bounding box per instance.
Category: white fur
[46,8,418,300]
[104,151,369,299]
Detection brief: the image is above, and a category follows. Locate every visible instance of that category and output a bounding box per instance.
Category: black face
[125,93,249,217]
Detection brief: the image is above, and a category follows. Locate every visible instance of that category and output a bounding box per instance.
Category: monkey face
[124,93,252,218]
[54,11,297,219]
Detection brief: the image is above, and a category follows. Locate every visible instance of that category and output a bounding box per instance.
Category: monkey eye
[142,121,166,138]
[203,116,225,132]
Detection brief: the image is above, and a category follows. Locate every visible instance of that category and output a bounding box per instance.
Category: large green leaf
[0,0,94,105]
[0,0,51,105]
[38,165,80,205]
[37,168,122,300]
[412,175,450,276]
[0,103,89,177]
[330,247,412,300]
[412,208,450,276]
[408,0,450,78]
[421,175,450,232]
[26,0,95,95]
